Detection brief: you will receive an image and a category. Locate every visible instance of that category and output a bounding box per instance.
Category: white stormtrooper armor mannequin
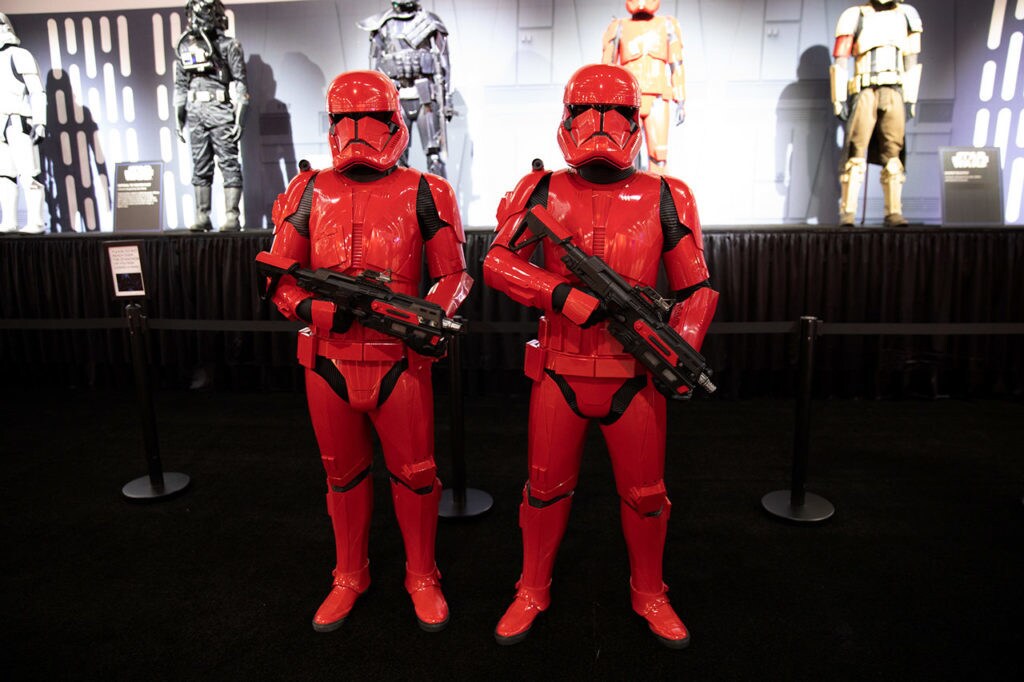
[831,0,922,226]
[0,13,46,234]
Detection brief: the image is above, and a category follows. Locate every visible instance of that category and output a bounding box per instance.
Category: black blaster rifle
[510,205,716,396]
[255,251,463,358]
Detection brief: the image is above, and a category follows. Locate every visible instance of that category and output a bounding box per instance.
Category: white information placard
[105,241,147,298]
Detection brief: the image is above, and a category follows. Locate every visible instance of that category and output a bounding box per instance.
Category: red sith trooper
[483,64,717,649]
[266,70,472,633]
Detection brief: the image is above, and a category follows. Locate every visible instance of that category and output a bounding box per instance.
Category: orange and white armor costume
[266,70,471,634]
[831,0,922,226]
[601,0,686,175]
[484,64,717,649]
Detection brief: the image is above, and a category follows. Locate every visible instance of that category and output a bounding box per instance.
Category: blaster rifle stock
[255,251,462,358]
[513,206,715,395]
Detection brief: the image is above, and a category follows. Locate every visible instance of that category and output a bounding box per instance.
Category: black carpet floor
[2,388,1022,680]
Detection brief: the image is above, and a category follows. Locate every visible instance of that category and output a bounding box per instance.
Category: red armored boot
[621,497,689,648]
[391,476,449,631]
[312,474,373,632]
[495,487,573,644]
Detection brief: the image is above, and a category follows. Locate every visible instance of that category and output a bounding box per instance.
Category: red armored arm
[833,34,854,58]
[421,174,473,316]
[267,169,318,321]
[484,172,566,309]
[660,176,718,350]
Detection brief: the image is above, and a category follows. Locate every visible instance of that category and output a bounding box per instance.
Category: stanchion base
[761,489,834,524]
[122,472,191,503]
[439,488,493,519]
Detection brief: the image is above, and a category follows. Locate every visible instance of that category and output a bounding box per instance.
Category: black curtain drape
[2,228,1021,396]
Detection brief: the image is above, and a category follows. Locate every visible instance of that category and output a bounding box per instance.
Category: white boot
[0,177,18,232]
[838,157,866,226]
[18,179,45,233]
[881,157,908,227]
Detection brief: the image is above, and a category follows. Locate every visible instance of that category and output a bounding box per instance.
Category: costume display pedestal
[761,489,834,523]
[123,471,191,502]
[439,487,493,518]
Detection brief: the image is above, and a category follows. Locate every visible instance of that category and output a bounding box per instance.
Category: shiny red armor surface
[326,70,410,172]
[557,64,643,171]
[484,68,716,646]
[268,130,470,632]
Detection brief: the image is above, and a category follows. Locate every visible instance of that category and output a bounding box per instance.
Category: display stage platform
[1,225,1022,396]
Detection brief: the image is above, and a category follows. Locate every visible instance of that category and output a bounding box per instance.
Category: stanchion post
[121,303,190,502]
[129,303,162,487]
[790,315,817,507]
[762,316,834,523]
[439,330,492,518]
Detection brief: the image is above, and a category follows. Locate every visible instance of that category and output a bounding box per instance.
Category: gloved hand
[406,332,449,358]
[552,283,606,328]
[833,100,850,122]
[652,375,691,400]
[675,100,686,126]
[296,297,354,334]
[30,124,45,144]
[230,99,249,143]
[904,102,916,120]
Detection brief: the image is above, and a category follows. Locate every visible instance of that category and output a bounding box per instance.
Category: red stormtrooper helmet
[626,0,661,14]
[556,64,642,170]
[326,70,409,172]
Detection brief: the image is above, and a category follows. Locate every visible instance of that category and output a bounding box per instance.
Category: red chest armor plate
[544,170,664,287]
[309,168,424,297]
[539,170,664,366]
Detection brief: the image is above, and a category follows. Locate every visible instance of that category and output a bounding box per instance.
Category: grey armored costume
[173,0,249,231]
[358,1,452,177]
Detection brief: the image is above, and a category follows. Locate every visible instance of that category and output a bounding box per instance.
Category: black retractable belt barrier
[438,329,493,519]
[762,316,835,523]
[121,303,191,502]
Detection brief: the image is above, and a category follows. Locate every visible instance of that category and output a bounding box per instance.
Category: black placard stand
[439,332,492,518]
[105,240,190,502]
[121,303,191,502]
[762,316,834,523]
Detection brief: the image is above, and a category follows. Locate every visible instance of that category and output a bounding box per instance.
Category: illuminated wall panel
[7,1,1013,230]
